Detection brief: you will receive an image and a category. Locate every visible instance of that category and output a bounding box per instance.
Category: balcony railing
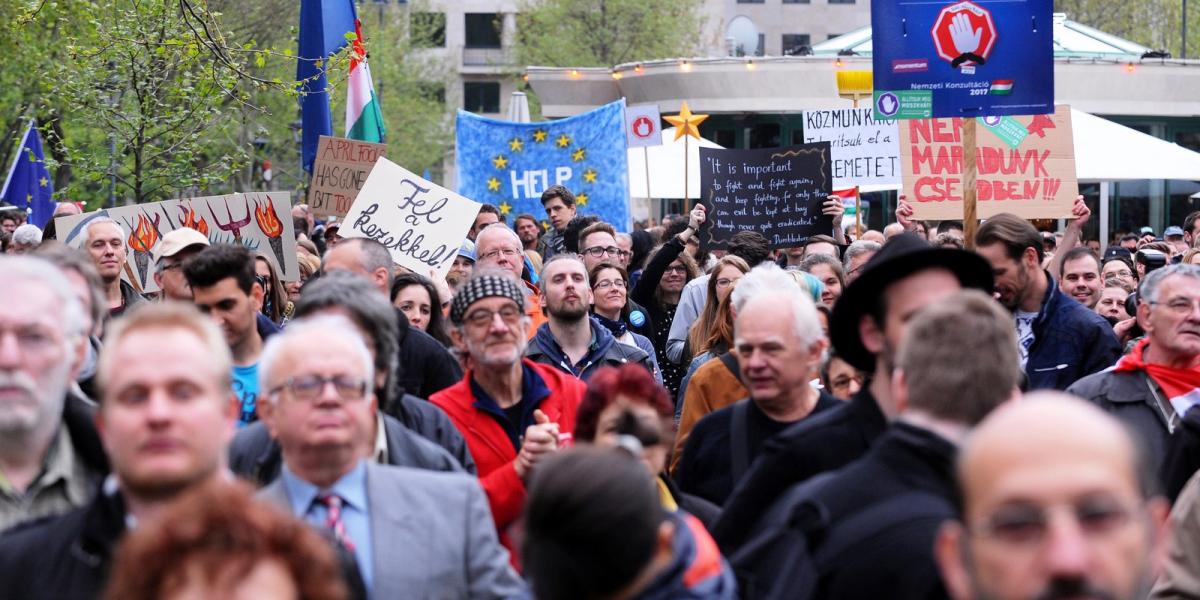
[462,46,514,67]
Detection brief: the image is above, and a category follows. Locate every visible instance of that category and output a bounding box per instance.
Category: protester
[578,221,656,341]
[0,303,238,597]
[150,227,209,302]
[447,239,476,293]
[289,252,321,303]
[588,263,662,383]
[476,223,548,336]
[799,253,844,308]
[1166,225,1189,255]
[83,217,144,322]
[103,480,350,600]
[859,230,885,244]
[1156,468,1200,596]
[254,253,291,326]
[1183,248,1200,265]
[562,214,600,256]
[1058,246,1103,308]
[674,266,838,506]
[685,255,750,364]
[469,203,502,242]
[820,349,863,401]
[390,272,452,348]
[714,233,993,552]
[1096,278,1134,325]
[934,232,964,250]
[1068,264,1200,476]
[31,243,107,398]
[430,272,585,555]
[842,240,880,284]
[526,254,655,381]
[0,211,19,234]
[7,223,41,254]
[937,220,965,243]
[514,213,544,272]
[975,213,1121,390]
[539,184,576,258]
[523,447,736,600]
[935,394,1169,600]
[0,257,105,532]
[802,234,841,259]
[733,290,1021,599]
[1103,254,1139,289]
[883,222,907,240]
[184,244,275,426]
[255,317,524,597]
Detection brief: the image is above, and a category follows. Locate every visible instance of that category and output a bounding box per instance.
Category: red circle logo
[631,116,655,139]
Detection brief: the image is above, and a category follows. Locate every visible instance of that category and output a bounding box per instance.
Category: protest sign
[871,0,1053,119]
[901,105,1077,220]
[699,144,833,251]
[55,193,298,294]
[307,135,388,218]
[802,107,900,188]
[341,157,481,278]
[626,104,663,149]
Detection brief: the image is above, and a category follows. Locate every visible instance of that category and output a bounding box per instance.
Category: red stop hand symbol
[931,1,997,68]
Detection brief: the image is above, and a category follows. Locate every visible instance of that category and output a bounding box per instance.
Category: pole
[962,118,978,250]
[684,135,690,212]
[855,186,862,239]
[643,146,653,205]
[1100,181,1110,252]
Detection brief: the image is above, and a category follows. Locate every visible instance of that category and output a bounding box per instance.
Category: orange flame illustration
[253,196,283,239]
[179,203,210,237]
[127,214,160,253]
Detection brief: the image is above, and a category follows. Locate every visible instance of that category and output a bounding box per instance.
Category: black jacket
[736,423,957,600]
[229,408,473,487]
[1024,273,1121,390]
[394,308,463,401]
[64,389,109,476]
[383,394,477,473]
[1068,366,1174,481]
[525,318,655,382]
[1162,405,1200,502]
[713,388,888,553]
[630,235,686,349]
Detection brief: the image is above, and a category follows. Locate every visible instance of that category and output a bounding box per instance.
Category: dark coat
[735,423,957,600]
[1025,274,1122,390]
[395,308,464,401]
[630,235,686,349]
[713,388,888,553]
[525,317,655,382]
[64,389,109,476]
[1067,366,1174,479]
[384,394,477,473]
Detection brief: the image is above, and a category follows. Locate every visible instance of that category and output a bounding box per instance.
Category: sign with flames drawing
[55,193,298,295]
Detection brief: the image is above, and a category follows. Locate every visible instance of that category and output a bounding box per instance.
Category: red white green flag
[345,19,386,143]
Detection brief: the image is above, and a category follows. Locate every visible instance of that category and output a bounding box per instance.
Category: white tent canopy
[627,127,723,199]
[1072,109,1200,181]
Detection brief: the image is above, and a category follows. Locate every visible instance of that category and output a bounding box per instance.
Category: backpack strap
[718,351,739,379]
[813,491,955,566]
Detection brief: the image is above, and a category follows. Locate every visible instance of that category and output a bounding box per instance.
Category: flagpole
[0,119,34,200]
[855,186,862,239]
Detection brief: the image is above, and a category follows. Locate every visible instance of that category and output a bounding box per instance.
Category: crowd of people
[3,184,1200,600]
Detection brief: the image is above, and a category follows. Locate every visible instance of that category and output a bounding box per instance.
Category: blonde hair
[97,302,232,399]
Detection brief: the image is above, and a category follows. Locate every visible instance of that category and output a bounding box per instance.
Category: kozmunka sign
[901,104,1077,220]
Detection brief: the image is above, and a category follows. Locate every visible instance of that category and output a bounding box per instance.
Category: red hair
[576,364,672,442]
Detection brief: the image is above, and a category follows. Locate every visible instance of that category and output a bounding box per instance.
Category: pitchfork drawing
[213,197,253,242]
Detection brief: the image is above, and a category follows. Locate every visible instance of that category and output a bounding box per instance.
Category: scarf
[594,313,628,338]
[1114,338,1200,417]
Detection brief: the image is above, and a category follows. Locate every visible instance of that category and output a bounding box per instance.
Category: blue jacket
[637,511,738,600]
[1025,272,1122,391]
[526,317,654,382]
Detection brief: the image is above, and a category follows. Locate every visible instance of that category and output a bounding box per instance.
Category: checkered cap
[449,274,526,325]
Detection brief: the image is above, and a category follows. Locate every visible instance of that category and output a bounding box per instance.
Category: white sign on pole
[341,157,482,277]
[626,103,663,148]
[802,107,901,189]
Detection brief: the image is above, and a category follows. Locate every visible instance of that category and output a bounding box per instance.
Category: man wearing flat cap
[713,233,994,553]
[430,271,586,559]
[152,227,210,301]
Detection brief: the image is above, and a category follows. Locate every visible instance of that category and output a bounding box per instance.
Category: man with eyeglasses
[257,315,525,598]
[578,221,656,342]
[475,223,548,338]
[152,227,210,301]
[1069,264,1200,478]
[431,272,586,558]
[936,394,1169,600]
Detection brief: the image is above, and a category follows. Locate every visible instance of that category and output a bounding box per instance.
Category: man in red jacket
[431,272,585,556]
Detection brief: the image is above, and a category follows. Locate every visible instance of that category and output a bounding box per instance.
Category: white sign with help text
[341,157,482,277]
[802,107,900,189]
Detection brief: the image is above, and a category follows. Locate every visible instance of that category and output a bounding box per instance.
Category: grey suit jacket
[261,461,526,600]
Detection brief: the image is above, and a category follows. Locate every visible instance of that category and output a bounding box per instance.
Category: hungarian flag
[989,80,1014,95]
[345,20,386,143]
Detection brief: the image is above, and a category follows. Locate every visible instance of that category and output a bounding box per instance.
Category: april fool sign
[341,157,482,277]
[307,135,388,218]
[901,104,1076,220]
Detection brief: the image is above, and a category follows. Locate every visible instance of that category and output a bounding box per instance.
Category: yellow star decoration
[571,148,587,162]
[39,177,48,187]
[487,177,501,192]
[498,201,512,216]
[541,220,551,231]
[556,134,571,148]
[577,192,589,207]
[664,101,709,141]
[532,129,548,143]
[583,169,598,184]
[509,137,524,152]
[492,154,508,169]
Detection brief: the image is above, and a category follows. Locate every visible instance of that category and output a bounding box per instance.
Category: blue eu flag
[456,99,631,231]
[1,120,54,228]
[297,0,357,172]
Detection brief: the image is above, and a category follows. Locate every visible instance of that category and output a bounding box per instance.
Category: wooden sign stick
[962,118,978,250]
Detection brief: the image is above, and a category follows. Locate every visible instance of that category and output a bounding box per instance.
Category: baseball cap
[1140,226,1155,235]
[153,228,210,263]
[458,239,476,262]
[1165,226,1185,238]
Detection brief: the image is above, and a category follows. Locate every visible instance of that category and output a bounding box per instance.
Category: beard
[0,367,69,436]
[549,298,589,322]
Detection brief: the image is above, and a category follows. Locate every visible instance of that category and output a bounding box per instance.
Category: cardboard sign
[341,157,481,277]
[901,105,1077,220]
[871,0,1054,119]
[698,144,833,251]
[626,104,663,149]
[55,193,299,294]
[307,135,388,218]
[802,107,901,188]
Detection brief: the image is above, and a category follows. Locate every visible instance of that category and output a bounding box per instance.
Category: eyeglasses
[969,498,1141,548]
[583,246,623,259]
[594,279,626,290]
[715,277,740,288]
[269,374,368,402]
[1149,298,1200,316]
[479,248,521,261]
[160,262,184,272]
[664,265,688,275]
[465,304,523,328]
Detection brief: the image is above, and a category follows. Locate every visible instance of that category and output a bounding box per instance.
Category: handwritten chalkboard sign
[698,144,833,251]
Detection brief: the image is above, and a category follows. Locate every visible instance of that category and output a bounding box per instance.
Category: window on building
[411,12,445,47]
[464,82,501,113]
[782,0,811,3]
[737,0,765,3]
[782,34,811,55]
[828,0,856,4]
[749,123,781,149]
[715,129,737,148]
[465,13,502,48]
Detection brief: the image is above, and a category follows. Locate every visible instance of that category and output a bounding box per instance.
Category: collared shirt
[0,427,100,533]
[281,461,374,593]
[469,362,552,452]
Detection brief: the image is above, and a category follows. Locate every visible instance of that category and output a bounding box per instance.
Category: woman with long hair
[254,254,291,326]
[685,255,750,359]
[390,272,453,348]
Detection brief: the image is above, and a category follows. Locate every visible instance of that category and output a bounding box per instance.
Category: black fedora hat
[831,232,994,372]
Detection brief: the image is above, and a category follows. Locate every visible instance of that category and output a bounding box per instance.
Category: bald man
[936,394,1169,600]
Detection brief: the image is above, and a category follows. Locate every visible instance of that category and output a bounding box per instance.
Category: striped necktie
[315,493,355,552]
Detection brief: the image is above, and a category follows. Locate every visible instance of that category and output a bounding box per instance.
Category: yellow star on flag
[499,201,512,216]
[533,129,548,143]
[556,134,571,148]
[664,101,709,141]
[541,220,551,231]
[487,177,501,192]
[492,154,508,169]
[39,177,48,187]
[583,169,598,184]
[577,192,589,207]
[571,148,586,162]
[509,137,524,152]
[26,193,32,203]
